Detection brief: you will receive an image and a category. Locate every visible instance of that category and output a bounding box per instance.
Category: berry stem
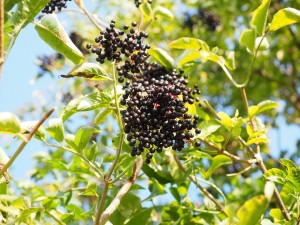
[95,62,125,225]
[74,0,102,31]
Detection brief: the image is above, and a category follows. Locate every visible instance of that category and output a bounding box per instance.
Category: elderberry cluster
[88,21,201,163]
[42,0,72,14]
[184,8,220,31]
[121,63,201,163]
[86,20,149,66]
[134,0,152,8]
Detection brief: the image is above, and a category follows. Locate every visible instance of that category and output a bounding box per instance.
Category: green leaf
[0,112,22,134]
[248,100,279,118]
[75,126,100,150]
[46,118,64,143]
[141,2,152,17]
[237,195,269,225]
[246,137,268,145]
[35,14,84,64]
[264,168,287,184]
[125,208,152,225]
[79,182,98,197]
[5,0,22,11]
[251,0,271,36]
[169,187,181,203]
[218,111,233,127]
[61,63,110,81]
[270,208,284,221]
[16,207,44,223]
[60,92,112,121]
[169,37,209,50]
[153,6,174,19]
[280,158,296,170]
[5,0,50,55]
[142,164,173,184]
[225,51,236,70]
[94,108,113,125]
[197,120,221,138]
[64,134,78,150]
[270,8,300,31]
[144,178,167,201]
[148,46,174,70]
[166,151,184,183]
[239,29,256,54]
[204,155,232,179]
[21,121,46,141]
[178,50,201,67]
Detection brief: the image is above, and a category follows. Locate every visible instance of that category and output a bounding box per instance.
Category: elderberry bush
[88,20,201,163]
[42,0,72,14]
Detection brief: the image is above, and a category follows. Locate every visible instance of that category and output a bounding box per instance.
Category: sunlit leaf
[169,37,209,50]
[148,46,174,70]
[21,121,46,141]
[153,6,174,19]
[239,29,256,54]
[251,0,271,36]
[197,120,221,138]
[178,50,201,67]
[246,137,268,145]
[0,112,22,134]
[125,208,152,225]
[237,195,269,225]
[144,178,167,201]
[60,92,112,121]
[35,14,84,64]
[75,126,100,150]
[5,0,49,55]
[264,168,286,184]
[61,63,110,81]
[270,8,300,31]
[204,155,232,179]
[225,51,236,70]
[46,118,64,143]
[79,182,98,197]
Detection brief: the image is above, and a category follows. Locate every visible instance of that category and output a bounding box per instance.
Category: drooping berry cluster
[133,0,152,8]
[88,21,201,163]
[42,0,72,14]
[184,8,220,31]
[121,63,201,163]
[86,21,150,66]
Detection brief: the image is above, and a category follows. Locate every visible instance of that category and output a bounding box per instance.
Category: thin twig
[173,154,226,213]
[0,107,56,178]
[99,158,143,225]
[74,0,102,31]
[199,137,256,165]
[0,0,4,78]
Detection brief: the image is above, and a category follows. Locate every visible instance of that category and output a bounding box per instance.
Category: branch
[173,154,226,214]
[74,0,102,31]
[99,158,143,225]
[0,0,4,78]
[0,107,56,179]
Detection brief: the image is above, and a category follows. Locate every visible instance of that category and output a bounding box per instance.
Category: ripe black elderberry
[87,20,149,67]
[42,0,72,14]
[88,21,201,163]
[134,0,152,8]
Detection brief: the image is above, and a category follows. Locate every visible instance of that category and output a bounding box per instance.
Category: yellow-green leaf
[148,46,174,70]
[239,29,256,54]
[0,112,22,134]
[61,63,110,81]
[204,155,232,179]
[178,50,201,67]
[169,37,209,50]
[218,111,233,127]
[246,137,268,145]
[35,14,84,64]
[153,6,174,19]
[270,8,300,31]
[251,0,271,36]
[237,195,269,225]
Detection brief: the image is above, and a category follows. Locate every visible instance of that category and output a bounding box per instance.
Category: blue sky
[0,1,299,181]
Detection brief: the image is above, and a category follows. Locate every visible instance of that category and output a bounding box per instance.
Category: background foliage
[0,0,300,224]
